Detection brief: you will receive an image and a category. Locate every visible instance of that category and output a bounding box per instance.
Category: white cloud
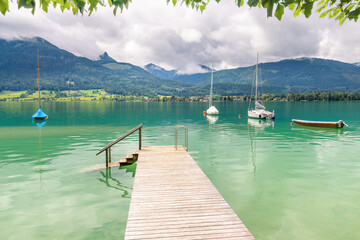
[0,0,359,73]
[180,28,202,43]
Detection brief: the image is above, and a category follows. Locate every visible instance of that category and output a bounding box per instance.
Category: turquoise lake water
[1,101,360,240]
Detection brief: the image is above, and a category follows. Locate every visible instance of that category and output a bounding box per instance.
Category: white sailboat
[206,67,219,115]
[248,54,275,120]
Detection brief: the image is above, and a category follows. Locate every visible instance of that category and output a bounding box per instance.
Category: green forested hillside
[0,38,194,96]
[196,58,360,92]
[1,37,360,96]
[145,59,360,93]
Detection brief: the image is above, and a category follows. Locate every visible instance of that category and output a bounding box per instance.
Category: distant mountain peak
[144,63,166,71]
[99,52,116,63]
[144,63,178,79]
[199,64,214,72]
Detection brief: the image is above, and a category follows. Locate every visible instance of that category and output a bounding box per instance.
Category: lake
[1,101,360,240]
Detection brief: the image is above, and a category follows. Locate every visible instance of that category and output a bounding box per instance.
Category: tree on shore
[1,0,359,24]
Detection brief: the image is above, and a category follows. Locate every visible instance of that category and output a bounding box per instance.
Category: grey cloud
[0,0,359,74]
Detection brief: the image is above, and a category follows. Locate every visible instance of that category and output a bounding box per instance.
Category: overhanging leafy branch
[0,0,359,24]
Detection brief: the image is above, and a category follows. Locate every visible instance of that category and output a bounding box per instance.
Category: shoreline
[1,89,360,102]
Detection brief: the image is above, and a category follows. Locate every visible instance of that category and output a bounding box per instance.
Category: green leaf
[113,5,118,15]
[40,0,48,12]
[64,1,70,10]
[348,8,360,20]
[316,3,327,13]
[317,0,324,6]
[172,0,177,6]
[200,4,205,12]
[89,0,97,8]
[247,0,259,7]
[18,0,35,9]
[303,2,314,18]
[275,3,284,20]
[288,3,295,10]
[72,6,78,14]
[293,5,301,17]
[267,0,274,17]
[332,7,341,17]
[336,11,345,20]
[339,16,347,25]
[0,0,9,15]
[319,8,332,18]
[345,3,354,12]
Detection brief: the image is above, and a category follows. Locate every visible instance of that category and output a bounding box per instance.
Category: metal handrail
[175,125,188,151]
[96,124,142,166]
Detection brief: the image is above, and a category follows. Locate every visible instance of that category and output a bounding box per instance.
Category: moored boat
[248,54,275,120]
[206,66,219,115]
[292,119,348,128]
[32,49,48,120]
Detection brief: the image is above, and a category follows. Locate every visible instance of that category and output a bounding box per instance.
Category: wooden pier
[124,145,254,240]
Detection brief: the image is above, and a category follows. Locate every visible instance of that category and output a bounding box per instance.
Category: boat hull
[33,116,48,120]
[206,106,219,115]
[248,109,275,120]
[292,119,345,128]
[32,108,48,120]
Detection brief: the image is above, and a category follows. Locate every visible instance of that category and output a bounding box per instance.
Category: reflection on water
[247,118,274,129]
[206,115,219,124]
[37,125,44,190]
[98,166,135,198]
[292,125,345,135]
[1,101,360,240]
[247,118,274,181]
[248,124,257,180]
[33,119,47,127]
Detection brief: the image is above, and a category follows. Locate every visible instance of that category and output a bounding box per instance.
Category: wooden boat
[292,119,348,128]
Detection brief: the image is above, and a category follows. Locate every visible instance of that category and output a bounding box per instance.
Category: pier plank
[124,145,254,240]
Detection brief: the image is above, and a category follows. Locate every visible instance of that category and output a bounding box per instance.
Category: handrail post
[185,127,188,150]
[139,127,142,150]
[175,128,178,150]
[96,124,143,166]
[175,125,188,151]
[105,149,109,167]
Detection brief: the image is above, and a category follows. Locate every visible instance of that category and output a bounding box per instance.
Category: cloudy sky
[0,0,359,73]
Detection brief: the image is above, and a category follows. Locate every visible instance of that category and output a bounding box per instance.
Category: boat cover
[206,106,219,115]
[32,108,48,119]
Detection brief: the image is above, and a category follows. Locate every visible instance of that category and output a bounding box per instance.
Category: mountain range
[1,37,360,96]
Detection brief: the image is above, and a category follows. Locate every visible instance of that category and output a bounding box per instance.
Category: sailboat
[32,49,48,120]
[206,67,219,115]
[248,54,275,120]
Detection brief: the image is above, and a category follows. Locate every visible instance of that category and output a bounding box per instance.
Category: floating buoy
[238,114,242,118]
[290,122,294,126]
[203,111,206,116]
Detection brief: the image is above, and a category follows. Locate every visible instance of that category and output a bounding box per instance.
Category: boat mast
[37,49,41,109]
[209,66,213,108]
[255,53,258,104]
